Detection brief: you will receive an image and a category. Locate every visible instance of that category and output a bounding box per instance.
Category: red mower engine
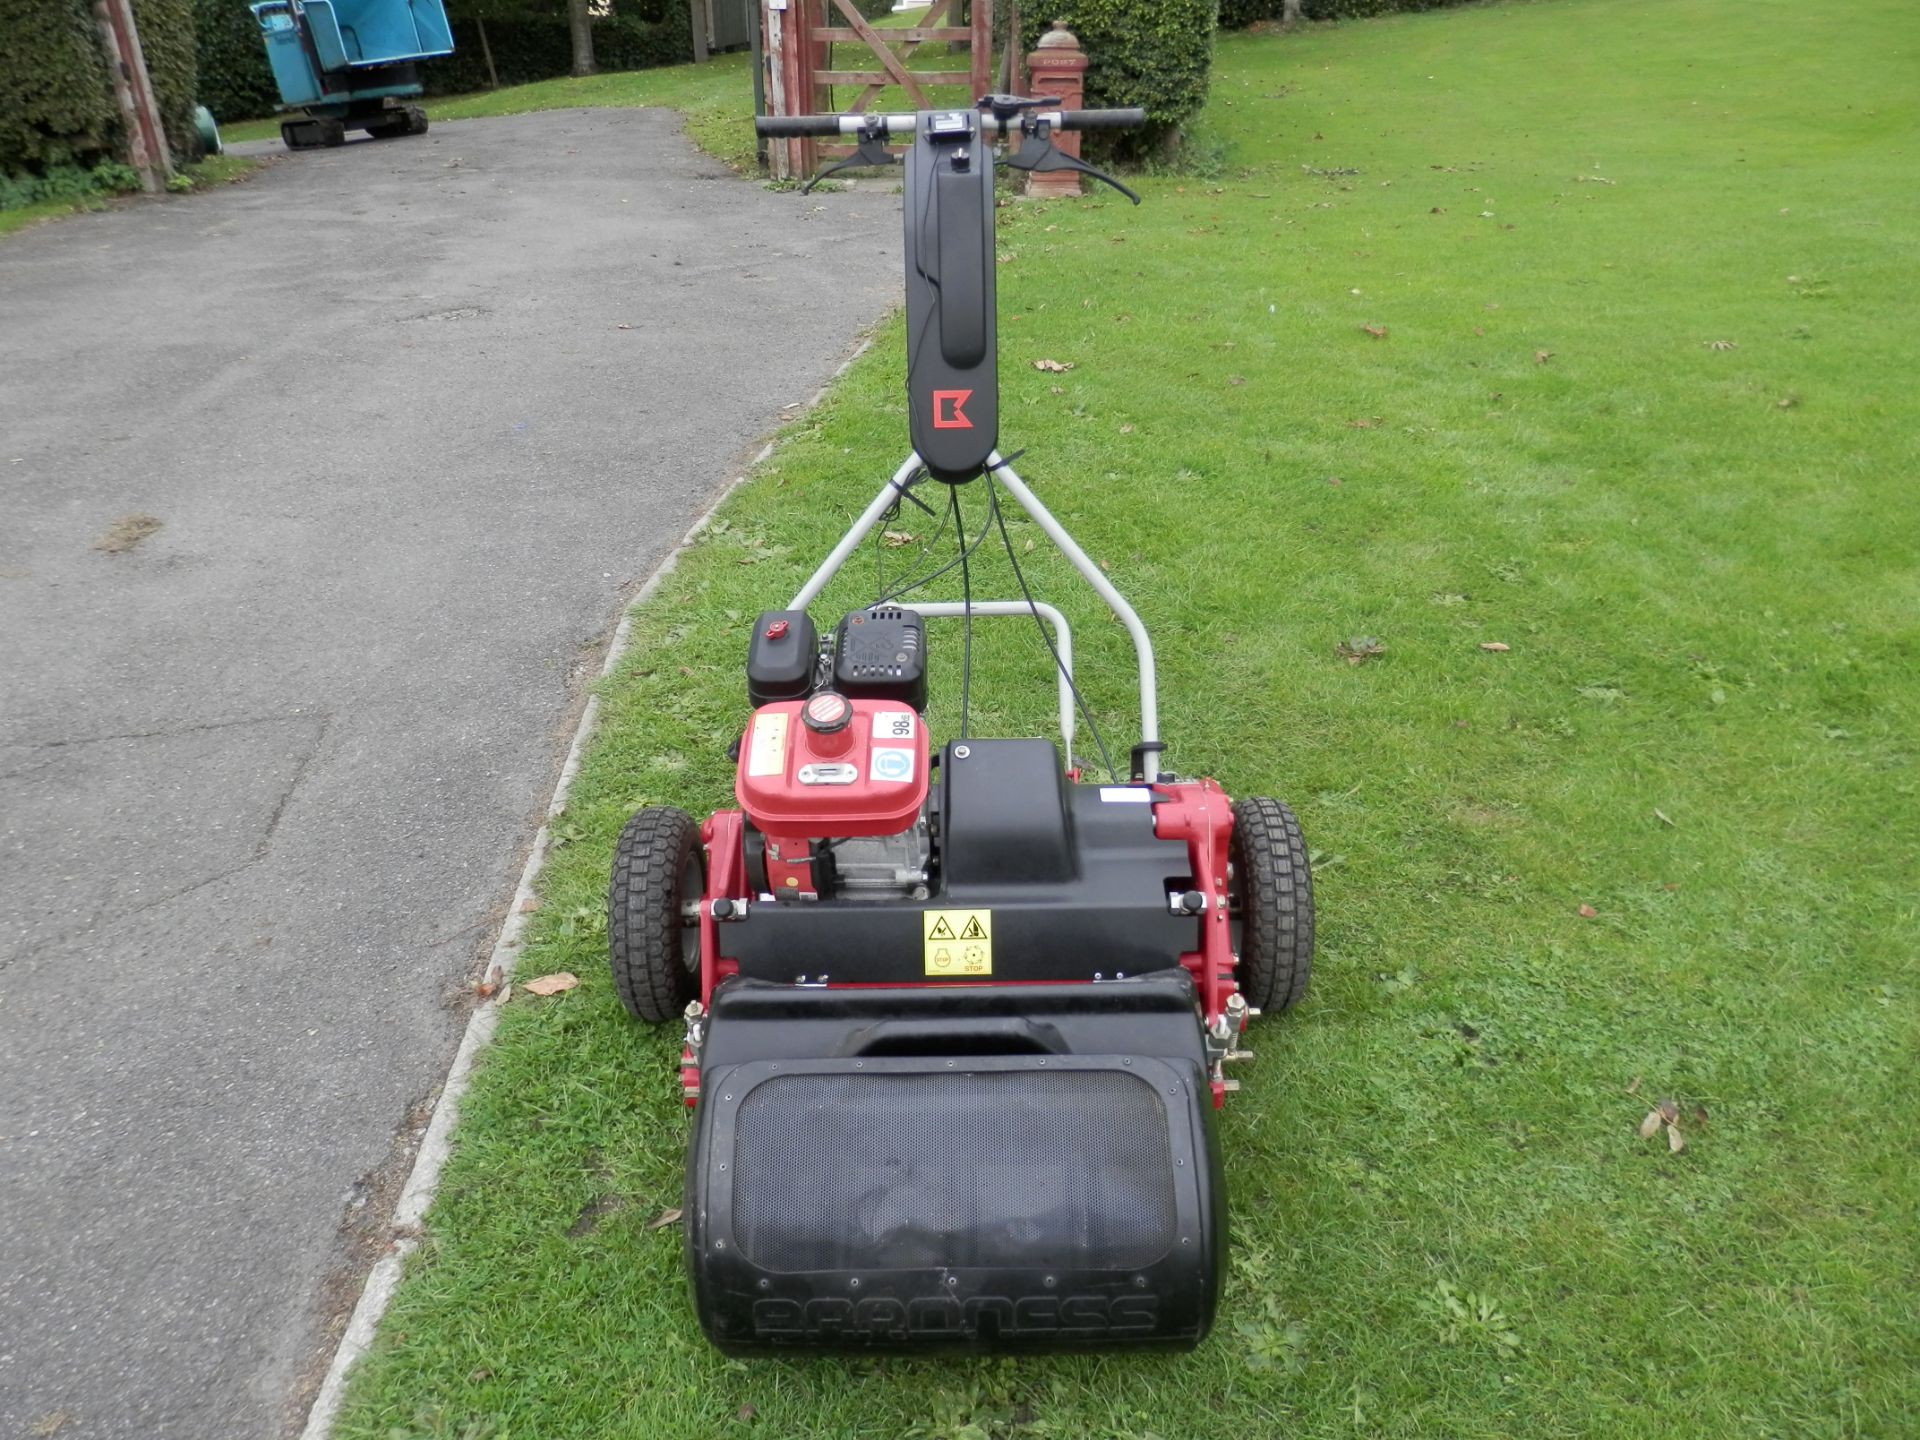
[737,607,933,903]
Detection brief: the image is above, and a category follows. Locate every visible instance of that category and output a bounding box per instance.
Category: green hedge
[1011,0,1218,161]
[428,1,692,95]
[0,0,200,173]
[1219,0,1481,27]
[195,0,279,122]
[133,0,203,160]
[0,0,117,170]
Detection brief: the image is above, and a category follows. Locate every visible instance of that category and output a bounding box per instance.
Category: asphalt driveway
[0,109,900,1438]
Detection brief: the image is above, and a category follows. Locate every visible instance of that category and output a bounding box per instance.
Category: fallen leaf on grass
[881,530,916,547]
[736,1404,758,1422]
[1336,636,1386,665]
[1654,808,1676,827]
[648,1206,683,1230]
[1704,339,1739,351]
[1578,904,1598,918]
[1346,417,1383,428]
[519,897,539,913]
[1361,324,1389,339]
[1119,423,1135,434]
[1637,1096,1704,1153]
[1032,358,1075,373]
[1479,641,1510,652]
[1534,349,1554,364]
[1229,375,1247,386]
[523,972,579,997]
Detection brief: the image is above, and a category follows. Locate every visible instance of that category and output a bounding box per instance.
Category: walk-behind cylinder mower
[250,0,451,149]
[609,98,1314,1352]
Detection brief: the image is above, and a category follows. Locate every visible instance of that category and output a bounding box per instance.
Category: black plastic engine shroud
[720,739,1195,982]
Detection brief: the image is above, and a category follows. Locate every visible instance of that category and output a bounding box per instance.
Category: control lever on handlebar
[999,117,1142,205]
[800,118,896,195]
[977,92,1061,125]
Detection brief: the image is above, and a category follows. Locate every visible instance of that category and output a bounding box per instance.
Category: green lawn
[334,1,1920,1436]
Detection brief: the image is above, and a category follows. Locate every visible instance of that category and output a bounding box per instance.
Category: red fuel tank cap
[801,690,853,734]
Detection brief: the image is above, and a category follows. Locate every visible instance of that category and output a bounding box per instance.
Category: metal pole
[95,0,175,191]
[911,601,1076,759]
[750,0,768,168]
[987,452,1159,745]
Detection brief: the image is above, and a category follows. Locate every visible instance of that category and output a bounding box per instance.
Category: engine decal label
[746,711,789,777]
[924,909,992,976]
[872,710,917,742]
[869,746,916,783]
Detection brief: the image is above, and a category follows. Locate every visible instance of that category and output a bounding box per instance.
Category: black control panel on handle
[751,104,1146,483]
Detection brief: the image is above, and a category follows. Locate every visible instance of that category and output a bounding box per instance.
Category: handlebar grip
[755,115,845,138]
[1057,107,1147,130]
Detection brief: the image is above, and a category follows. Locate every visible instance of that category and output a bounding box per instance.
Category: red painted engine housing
[734,697,927,841]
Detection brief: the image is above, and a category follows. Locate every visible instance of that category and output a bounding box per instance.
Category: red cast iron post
[1025,20,1086,198]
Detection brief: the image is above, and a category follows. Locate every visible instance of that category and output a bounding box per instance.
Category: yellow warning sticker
[923,909,992,976]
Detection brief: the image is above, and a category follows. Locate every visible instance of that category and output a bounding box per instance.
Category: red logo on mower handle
[932,389,973,429]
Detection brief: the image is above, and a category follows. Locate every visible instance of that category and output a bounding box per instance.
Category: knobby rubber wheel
[1229,796,1315,1014]
[406,107,429,136]
[608,806,704,1023]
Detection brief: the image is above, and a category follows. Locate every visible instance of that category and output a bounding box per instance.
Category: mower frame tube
[789,451,1159,757]
[910,601,1075,761]
[988,451,1159,750]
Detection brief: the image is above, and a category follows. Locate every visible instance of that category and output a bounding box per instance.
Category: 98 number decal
[872,711,916,741]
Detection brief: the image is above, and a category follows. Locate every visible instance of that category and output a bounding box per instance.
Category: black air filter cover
[833,606,927,711]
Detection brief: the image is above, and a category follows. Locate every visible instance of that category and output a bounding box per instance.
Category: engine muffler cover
[686,1053,1223,1350]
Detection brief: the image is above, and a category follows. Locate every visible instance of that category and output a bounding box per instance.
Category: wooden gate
[762,0,994,179]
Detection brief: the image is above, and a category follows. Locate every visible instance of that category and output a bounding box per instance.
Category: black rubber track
[1230,796,1315,1014]
[608,805,702,1023]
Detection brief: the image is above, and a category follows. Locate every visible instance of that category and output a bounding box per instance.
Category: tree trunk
[568,0,596,76]
[476,15,500,89]
[1281,0,1303,28]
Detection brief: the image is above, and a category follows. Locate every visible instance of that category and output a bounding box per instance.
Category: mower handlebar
[753,107,1146,139]
[755,115,849,138]
[1057,107,1146,131]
